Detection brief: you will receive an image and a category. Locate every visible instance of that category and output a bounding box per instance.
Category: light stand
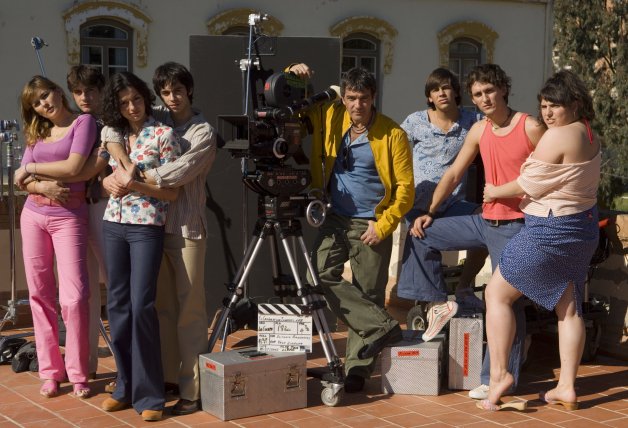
[30,37,48,76]
[0,120,30,338]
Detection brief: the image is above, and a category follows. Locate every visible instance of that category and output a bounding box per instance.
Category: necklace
[351,124,368,134]
[350,111,375,135]
[489,108,513,131]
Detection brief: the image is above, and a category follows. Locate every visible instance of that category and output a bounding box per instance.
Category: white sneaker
[422,301,458,342]
[469,384,489,400]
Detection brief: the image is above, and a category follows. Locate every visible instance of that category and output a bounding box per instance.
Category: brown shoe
[102,397,129,412]
[141,409,163,421]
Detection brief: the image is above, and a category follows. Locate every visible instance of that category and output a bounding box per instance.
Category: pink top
[518,150,601,217]
[22,114,97,217]
[479,113,535,220]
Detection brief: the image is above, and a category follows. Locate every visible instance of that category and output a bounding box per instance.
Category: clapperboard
[257,303,313,352]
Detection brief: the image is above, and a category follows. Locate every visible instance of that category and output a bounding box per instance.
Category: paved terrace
[0,304,626,428]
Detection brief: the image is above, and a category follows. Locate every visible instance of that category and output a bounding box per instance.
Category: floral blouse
[102,117,180,226]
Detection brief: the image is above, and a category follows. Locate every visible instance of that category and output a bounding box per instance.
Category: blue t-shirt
[330,131,385,218]
[401,108,481,216]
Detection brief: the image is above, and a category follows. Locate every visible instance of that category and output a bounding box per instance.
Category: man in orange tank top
[403,64,545,399]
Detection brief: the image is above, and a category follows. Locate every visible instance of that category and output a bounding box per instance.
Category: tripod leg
[98,317,114,354]
[208,304,233,352]
[274,222,344,405]
[207,220,275,352]
[293,234,342,360]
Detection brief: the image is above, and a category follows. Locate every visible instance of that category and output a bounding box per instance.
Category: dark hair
[466,64,511,104]
[340,67,377,97]
[537,69,594,122]
[153,61,195,103]
[20,75,73,145]
[66,65,105,92]
[425,68,461,109]
[102,72,155,130]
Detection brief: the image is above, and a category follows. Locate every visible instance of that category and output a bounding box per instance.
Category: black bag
[11,341,37,373]
[228,297,259,331]
[0,337,27,364]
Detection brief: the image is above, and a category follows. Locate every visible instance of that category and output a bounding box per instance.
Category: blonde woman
[15,76,96,399]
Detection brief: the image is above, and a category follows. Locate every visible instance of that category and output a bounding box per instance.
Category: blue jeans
[397,213,526,389]
[103,221,165,413]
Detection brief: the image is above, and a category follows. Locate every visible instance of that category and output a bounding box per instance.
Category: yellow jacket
[305,101,414,239]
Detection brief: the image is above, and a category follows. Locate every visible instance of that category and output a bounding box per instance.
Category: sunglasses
[342,144,352,170]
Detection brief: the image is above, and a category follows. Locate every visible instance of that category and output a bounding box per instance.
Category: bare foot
[488,372,514,405]
[542,385,577,405]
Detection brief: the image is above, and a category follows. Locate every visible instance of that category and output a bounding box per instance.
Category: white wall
[0,0,552,297]
[0,0,551,126]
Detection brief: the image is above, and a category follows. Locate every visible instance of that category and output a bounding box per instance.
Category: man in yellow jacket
[289,63,414,393]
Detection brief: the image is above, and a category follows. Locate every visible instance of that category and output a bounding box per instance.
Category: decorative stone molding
[63,1,151,67]
[206,8,283,36]
[437,21,498,67]
[330,16,397,74]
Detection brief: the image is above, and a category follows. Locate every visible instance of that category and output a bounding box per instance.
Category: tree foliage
[553,0,627,208]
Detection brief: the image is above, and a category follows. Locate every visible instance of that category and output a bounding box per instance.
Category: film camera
[218,71,338,226]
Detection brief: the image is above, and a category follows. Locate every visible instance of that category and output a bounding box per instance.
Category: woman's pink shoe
[72,382,90,399]
[40,380,59,398]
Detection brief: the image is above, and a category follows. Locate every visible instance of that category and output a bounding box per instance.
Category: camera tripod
[207,199,345,406]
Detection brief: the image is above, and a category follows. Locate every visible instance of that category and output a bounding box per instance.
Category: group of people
[13,57,600,420]
[15,62,216,422]
[289,62,600,410]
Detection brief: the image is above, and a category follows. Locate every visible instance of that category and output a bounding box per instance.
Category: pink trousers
[20,207,90,383]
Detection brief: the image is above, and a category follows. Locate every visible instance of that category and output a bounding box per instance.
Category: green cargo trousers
[308,213,400,378]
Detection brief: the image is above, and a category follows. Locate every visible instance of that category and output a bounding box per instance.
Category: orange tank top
[479,113,535,220]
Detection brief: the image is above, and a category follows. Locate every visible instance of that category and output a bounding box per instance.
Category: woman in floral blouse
[98,72,180,422]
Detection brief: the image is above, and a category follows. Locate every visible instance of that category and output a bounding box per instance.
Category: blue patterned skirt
[499,206,599,316]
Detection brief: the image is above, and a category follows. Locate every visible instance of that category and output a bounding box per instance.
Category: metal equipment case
[381,330,445,395]
[199,347,307,420]
[448,313,483,390]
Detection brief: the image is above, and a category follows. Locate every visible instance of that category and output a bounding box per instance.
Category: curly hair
[465,64,512,104]
[20,75,73,146]
[153,61,195,103]
[537,70,594,122]
[101,72,155,130]
[425,68,461,109]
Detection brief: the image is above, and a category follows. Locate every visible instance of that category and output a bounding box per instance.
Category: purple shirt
[22,114,97,217]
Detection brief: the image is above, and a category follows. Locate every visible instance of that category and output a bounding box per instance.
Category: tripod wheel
[321,386,342,407]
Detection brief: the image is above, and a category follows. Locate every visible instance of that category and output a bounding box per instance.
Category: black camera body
[218,71,334,224]
[219,72,312,165]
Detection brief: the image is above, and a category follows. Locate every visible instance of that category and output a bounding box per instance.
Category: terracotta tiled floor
[0,304,627,427]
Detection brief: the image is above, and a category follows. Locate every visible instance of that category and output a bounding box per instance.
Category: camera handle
[207,217,345,406]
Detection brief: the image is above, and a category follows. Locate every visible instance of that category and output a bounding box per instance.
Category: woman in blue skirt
[479,70,601,411]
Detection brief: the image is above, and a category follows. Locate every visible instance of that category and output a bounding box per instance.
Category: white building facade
[0,0,554,303]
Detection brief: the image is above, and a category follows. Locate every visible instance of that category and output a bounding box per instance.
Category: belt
[30,192,85,209]
[484,218,525,227]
